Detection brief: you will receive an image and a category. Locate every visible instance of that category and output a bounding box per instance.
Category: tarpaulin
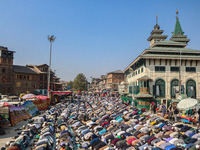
[51,91,71,95]
[22,101,38,116]
[9,105,30,126]
[32,100,49,110]
[0,114,10,126]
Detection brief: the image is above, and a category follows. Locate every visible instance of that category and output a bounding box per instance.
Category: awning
[137,76,153,81]
[135,93,153,98]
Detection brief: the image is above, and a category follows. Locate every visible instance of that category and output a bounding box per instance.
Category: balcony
[140,87,150,94]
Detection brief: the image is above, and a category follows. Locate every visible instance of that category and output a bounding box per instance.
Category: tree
[73,73,87,91]
[67,80,73,90]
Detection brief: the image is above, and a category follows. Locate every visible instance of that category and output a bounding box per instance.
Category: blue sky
[0,0,200,81]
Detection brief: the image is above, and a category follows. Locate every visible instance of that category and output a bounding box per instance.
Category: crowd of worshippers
[148,101,200,124]
[2,104,63,150]
[66,97,200,150]
[2,95,200,150]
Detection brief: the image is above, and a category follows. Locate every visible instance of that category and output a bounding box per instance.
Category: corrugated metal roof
[146,47,200,52]
[13,65,38,74]
[143,54,200,58]
[137,76,152,81]
[107,70,124,74]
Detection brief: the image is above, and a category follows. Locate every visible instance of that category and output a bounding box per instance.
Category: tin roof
[13,65,38,74]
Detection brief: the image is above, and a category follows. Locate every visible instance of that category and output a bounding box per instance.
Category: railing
[140,87,150,94]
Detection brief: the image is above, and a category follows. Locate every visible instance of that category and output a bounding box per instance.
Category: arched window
[186,79,196,98]
[171,79,179,98]
[155,79,165,98]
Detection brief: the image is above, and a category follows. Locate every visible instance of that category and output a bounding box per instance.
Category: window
[3,52,7,56]
[8,59,11,64]
[16,82,22,87]
[154,59,155,65]
[2,76,6,82]
[170,67,179,72]
[141,68,143,73]
[7,87,11,93]
[7,68,11,74]
[3,58,6,63]
[165,60,167,66]
[136,71,137,75]
[28,83,31,87]
[196,60,198,66]
[155,79,165,98]
[169,60,171,66]
[40,83,43,89]
[149,59,151,65]
[185,60,187,66]
[8,52,12,56]
[190,60,193,66]
[160,59,161,65]
[171,79,179,98]
[29,75,32,80]
[138,69,140,74]
[7,77,11,83]
[24,75,26,79]
[155,66,165,72]
[2,68,6,73]
[186,79,196,98]
[186,67,196,72]
[175,60,177,66]
[40,75,43,81]
[129,86,132,94]
[20,75,22,79]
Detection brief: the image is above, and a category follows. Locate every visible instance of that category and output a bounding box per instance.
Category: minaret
[170,9,190,45]
[147,14,168,48]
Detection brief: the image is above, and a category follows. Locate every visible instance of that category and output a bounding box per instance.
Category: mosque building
[124,10,200,109]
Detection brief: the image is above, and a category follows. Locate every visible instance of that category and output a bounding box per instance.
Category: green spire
[172,9,184,35]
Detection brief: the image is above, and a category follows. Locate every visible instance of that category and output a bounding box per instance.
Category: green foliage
[73,73,87,91]
[67,80,74,90]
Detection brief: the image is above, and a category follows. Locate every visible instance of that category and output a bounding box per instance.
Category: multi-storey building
[13,65,39,95]
[90,78,101,91]
[53,76,63,91]
[124,12,200,109]
[106,70,125,92]
[27,64,54,90]
[98,75,107,92]
[0,46,14,95]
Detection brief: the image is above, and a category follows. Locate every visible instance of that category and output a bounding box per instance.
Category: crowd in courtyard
[2,95,200,150]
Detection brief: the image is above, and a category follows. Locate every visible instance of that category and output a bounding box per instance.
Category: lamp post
[53,70,56,91]
[47,35,56,98]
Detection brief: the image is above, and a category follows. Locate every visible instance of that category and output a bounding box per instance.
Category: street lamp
[47,35,56,98]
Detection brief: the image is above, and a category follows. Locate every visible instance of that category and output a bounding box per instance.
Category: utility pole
[47,35,56,98]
